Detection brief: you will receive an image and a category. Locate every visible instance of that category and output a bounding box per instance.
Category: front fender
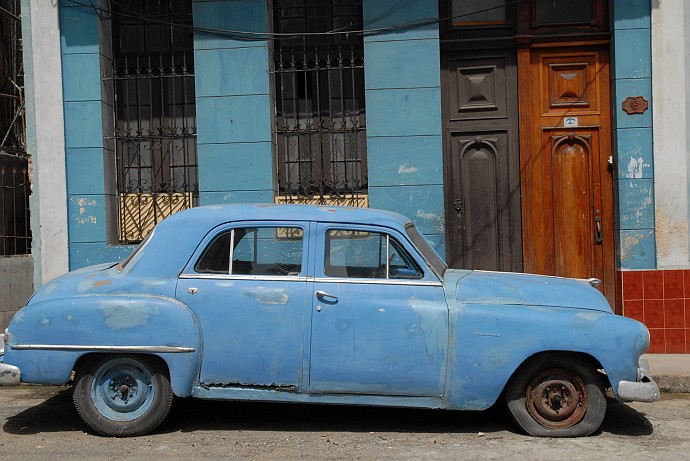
[446,304,649,409]
[4,294,201,397]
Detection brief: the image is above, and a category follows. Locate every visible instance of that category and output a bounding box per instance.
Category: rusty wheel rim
[525,368,588,429]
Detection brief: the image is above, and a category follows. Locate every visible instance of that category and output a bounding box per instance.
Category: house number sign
[621,96,648,115]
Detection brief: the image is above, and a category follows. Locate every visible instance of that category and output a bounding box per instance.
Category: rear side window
[195,227,303,276]
[324,229,422,279]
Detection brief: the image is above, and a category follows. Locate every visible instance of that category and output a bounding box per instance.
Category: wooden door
[442,49,523,272]
[519,46,614,303]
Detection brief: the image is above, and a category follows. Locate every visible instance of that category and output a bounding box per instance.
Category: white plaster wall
[21,0,69,284]
[652,0,690,268]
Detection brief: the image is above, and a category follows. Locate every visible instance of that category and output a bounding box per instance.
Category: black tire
[73,355,174,437]
[505,355,607,437]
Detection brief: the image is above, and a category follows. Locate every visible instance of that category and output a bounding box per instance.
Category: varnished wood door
[442,50,523,272]
[519,46,614,303]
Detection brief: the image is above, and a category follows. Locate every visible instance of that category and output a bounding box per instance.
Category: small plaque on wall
[622,96,648,115]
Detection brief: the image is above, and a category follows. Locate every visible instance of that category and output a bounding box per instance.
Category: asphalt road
[0,385,688,460]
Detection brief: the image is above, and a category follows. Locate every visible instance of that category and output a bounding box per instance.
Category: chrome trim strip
[180,274,308,282]
[180,274,441,286]
[11,344,195,353]
[313,277,443,287]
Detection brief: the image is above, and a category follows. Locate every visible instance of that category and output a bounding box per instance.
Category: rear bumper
[617,358,660,402]
[0,342,20,385]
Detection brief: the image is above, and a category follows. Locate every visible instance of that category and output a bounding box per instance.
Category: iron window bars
[271,0,367,202]
[104,0,198,244]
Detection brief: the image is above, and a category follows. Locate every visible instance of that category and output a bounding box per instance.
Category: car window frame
[179,220,310,281]
[315,223,442,285]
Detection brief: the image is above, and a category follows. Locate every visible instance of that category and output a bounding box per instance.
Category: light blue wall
[193,0,275,206]
[363,0,445,255]
[612,0,656,269]
[60,1,134,269]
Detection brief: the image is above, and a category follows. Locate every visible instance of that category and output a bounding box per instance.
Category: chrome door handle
[315,290,338,300]
[187,287,198,295]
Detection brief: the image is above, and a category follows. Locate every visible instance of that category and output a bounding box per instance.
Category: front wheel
[505,356,607,437]
[73,355,174,437]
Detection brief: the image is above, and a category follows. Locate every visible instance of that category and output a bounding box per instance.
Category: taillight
[3,329,8,344]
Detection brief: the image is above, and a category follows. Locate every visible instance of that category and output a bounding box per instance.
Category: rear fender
[5,295,201,396]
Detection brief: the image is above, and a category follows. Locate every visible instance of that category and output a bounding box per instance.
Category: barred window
[104,0,198,244]
[0,0,30,256]
[271,0,367,202]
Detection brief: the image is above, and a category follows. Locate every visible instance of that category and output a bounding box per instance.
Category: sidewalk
[644,354,690,393]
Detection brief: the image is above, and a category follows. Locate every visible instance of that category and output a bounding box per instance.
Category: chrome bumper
[617,358,660,402]
[0,342,20,385]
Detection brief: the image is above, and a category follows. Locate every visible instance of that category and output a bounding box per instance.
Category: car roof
[124,204,416,277]
[160,203,414,230]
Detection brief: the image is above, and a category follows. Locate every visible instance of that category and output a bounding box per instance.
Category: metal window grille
[1,0,31,255]
[104,0,198,244]
[271,0,367,202]
[0,153,30,256]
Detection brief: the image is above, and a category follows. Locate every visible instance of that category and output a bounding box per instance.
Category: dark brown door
[518,46,615,302]
[442,49,523,272]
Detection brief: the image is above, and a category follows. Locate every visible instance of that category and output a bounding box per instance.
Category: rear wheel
[505,355,607,437]
[73,355,174,437]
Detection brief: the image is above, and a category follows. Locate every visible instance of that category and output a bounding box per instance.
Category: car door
[309,224,449,397]
[177,221,310,389]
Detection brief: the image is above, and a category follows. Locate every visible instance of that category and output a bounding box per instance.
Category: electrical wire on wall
[66,0,520,42]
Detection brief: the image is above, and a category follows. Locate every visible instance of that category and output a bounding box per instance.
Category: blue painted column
[59,1,133,269]
[612,0,655,269]
[363,0,445,254]
[193,0,275,205]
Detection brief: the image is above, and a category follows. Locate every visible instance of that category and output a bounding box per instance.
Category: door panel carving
[448,56,508,120]
[551,132,593,278]
[544,54,598,114]
[452,135,504,270]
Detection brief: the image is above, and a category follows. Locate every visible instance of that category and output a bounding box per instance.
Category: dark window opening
[105,0,198,244]
[196,227,304,276]
[271,0,367,201]
[0,0,30,255]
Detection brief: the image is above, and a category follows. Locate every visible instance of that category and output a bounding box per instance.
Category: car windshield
[405,224,447,278]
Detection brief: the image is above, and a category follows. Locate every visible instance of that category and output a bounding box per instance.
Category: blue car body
[1,204,658,432]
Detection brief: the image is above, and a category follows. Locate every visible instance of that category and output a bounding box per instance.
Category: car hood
[446,269,613,313]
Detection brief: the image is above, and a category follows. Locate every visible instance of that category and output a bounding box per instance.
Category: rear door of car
[309,223,449,397]
[177,221,310,389]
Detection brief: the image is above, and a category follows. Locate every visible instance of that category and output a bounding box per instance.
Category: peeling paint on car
[246,287,289,305]
[100,302,159,330]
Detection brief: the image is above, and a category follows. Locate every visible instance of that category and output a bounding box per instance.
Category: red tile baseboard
[619,269,690,353]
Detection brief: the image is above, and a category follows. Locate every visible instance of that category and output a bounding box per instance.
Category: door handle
[594,217,603,244]
[315,290,338,301]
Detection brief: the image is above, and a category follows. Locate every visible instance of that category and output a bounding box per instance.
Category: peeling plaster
[619,232,649,262]
[655,209,690,266]
[626,156,648,178]
[398,164,418,174]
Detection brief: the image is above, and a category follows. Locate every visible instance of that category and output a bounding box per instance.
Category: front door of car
[309,224,449,397]
[177,222,310,389]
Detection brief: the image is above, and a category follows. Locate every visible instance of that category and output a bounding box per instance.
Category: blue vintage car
[1,204,658,437]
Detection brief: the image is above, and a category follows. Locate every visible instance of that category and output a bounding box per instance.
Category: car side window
[195,227,303,276]
[324,229,422,279]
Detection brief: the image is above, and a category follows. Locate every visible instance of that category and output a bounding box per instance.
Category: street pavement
[645,354,690,393]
